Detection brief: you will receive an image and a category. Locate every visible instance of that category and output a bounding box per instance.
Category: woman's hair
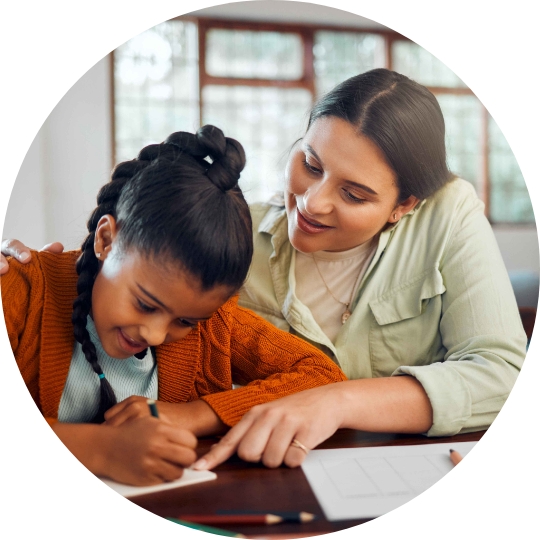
[308,68,454,201]
[71,125,252,423]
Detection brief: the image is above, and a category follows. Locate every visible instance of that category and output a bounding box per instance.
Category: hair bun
[197,125,246,192]
[164,131,208,160]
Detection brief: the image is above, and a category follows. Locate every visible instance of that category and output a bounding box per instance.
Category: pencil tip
[449,449,455,453]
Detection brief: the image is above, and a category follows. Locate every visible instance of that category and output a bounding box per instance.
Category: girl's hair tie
[98,373,105,379]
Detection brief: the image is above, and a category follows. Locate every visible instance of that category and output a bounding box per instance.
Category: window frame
[110,15,530,226]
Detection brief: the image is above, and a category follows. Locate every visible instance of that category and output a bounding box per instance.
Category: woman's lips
[296,209,333,235]
[117,329,147,355]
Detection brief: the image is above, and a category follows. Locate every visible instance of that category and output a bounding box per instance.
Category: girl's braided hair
[71,125,252,423]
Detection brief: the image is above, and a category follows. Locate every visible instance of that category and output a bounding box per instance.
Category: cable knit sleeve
[200,297,347,426]
[1,254,48,418]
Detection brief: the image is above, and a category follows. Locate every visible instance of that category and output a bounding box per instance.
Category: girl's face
[285,116,418,253]
[91,225,231,359]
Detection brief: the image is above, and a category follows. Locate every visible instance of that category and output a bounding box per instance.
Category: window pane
[489,118,533,223]
[392,40,467,88]
[206,29,303,80]
[437,95,482,189]
[114,21,199,162]
[202,85,312,203]
[314,31,385,96]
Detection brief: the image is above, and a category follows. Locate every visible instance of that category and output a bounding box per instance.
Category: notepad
[301,441,476,520]
[100,468,217,498]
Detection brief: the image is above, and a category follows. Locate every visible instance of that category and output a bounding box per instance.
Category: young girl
[1,125,346,485]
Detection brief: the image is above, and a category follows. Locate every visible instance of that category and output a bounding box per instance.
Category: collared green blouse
[240,179,527,437]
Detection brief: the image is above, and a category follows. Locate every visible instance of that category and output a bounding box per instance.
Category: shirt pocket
[368,267,447,377]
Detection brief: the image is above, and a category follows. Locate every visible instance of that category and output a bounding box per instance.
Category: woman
[2,69,527,470]
[191,68,526,470]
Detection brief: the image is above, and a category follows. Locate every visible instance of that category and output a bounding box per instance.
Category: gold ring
[290,438,310,454]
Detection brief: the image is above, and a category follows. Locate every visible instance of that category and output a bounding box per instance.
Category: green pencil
[147,399,159,418]
[166,517,246,537]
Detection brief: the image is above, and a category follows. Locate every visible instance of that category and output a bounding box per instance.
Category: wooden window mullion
[201,76,313,90]
[301,28,316,101]
[198,18,206,128]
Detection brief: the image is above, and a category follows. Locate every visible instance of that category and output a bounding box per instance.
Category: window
[114,20,199,163]
[113,17,532,224]
[198,21,314,202]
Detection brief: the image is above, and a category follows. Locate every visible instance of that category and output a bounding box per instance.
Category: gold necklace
[311,254,363,325]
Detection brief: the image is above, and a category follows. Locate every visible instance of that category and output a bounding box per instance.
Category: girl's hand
[104,395,173,426]
[104,396,229,438]
[99,416,198,486]
[193,384,346,471]
[0,239,64,275]
[52,417,198,486]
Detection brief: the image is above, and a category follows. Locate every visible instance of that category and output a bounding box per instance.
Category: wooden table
[131,429,484,537]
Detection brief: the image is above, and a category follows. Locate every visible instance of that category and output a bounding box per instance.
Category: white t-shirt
[58,316,158,422]
[295,240,377,343]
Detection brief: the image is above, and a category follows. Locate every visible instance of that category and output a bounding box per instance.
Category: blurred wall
[4,56,112,250]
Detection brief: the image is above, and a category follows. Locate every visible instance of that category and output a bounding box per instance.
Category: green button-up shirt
[240,179,526,436]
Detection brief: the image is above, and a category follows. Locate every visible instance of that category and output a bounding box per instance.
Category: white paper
[301,441,476,520]
[100,468,217,498]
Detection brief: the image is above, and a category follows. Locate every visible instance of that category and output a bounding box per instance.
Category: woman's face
[285,116,416,253]
[91,224,231,359]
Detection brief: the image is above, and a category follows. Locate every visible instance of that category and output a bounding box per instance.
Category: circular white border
[1,1,538,538]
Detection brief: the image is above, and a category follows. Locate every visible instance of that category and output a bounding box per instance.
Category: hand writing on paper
[193,384,346,471]
[52,416,198,486]
[100,417,198,486]
[104,395,174,426]
[104,395,228,438]
[0,238,64,274]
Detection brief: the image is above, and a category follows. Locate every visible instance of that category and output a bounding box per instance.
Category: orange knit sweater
[1,251,346,426]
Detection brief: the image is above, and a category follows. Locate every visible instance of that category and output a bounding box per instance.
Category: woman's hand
[104,396,229,438]
[52,417,198,486]
[194,377,433,472]
[0,239,64,274]
[193,384,347,471]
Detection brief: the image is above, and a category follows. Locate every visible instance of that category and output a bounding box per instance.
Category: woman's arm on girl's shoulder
[1,253,42,354]
[2,253,51,415]
[1,239,64,275]
[200,299,347,427]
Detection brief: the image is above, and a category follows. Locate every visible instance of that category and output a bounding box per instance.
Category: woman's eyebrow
[305,144,323,164]
[344,179,378,196]
[305,144,378,196]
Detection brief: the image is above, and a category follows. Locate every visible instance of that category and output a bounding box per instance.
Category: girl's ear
[388,195,420,224]
[94,215,118,261]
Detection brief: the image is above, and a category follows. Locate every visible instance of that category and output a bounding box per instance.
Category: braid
[71,158,153,423]
[72,125,252,423]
